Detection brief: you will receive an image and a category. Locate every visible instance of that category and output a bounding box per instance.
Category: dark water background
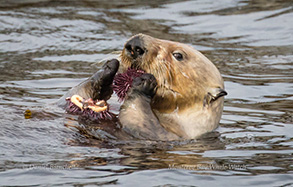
[0,0,292,186]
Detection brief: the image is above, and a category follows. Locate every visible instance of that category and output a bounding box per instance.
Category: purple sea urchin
[65,68,145,120]
[113,68,145,101]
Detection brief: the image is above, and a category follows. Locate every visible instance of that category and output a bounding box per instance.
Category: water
[0,0,292,186]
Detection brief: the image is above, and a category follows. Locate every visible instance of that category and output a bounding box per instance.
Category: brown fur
[120,34,225,139]
[121,34,223,113]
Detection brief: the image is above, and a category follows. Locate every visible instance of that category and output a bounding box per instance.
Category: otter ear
[203,88,227,107]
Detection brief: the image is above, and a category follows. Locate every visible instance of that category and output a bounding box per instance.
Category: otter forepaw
[91,59,119,100]
[132,74,157,98]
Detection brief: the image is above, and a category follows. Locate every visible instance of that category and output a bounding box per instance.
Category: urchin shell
[65,99,114,120]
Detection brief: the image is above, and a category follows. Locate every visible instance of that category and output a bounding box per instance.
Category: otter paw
[132,74,157,98]
[91,59,119,100]
[100,59,120,84]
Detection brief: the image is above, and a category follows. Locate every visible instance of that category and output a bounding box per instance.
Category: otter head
[121,34,225,114]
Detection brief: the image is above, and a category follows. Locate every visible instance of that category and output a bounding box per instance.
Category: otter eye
[173,52,183,61]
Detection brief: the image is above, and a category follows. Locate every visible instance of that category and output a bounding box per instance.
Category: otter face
[121,34,224,114]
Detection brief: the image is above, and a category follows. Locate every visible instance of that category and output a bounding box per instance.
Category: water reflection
[0,0,292,186]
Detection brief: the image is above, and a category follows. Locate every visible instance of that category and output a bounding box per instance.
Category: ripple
[0,0,293,186]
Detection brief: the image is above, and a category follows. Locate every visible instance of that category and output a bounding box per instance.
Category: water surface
[0,0,292,186]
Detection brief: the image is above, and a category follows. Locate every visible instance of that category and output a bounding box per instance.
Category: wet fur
[120,34,226,139]
[119,75,178,140]
[59,34,226,140]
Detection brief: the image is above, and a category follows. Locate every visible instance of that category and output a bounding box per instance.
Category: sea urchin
[65,68,146,120]
[65,95,113,120]
[113,68,145,101]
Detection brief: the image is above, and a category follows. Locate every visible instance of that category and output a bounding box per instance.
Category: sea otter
[58,34,227,140]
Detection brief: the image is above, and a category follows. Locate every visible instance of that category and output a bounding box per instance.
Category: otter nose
[125,36,145,59]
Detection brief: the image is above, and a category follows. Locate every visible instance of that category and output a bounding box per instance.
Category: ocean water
[0,0,292,186]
